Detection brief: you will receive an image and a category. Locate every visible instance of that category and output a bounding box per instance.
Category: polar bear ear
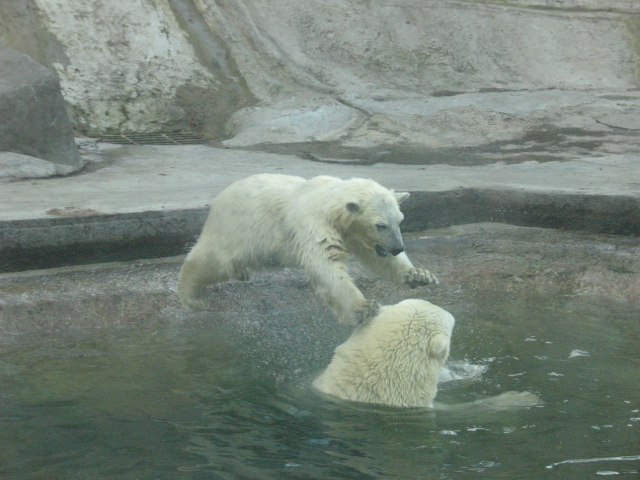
[395,192,410,204]
[428,333,451,360]
[346,201,361,213]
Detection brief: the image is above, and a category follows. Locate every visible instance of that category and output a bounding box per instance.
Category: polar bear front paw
[178,284,209,312]
[183,296,209,312]
[352,299,380,326]
[402,268,439,288]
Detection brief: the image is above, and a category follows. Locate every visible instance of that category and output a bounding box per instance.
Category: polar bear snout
[374,225,405,257]
[374,244,404,257]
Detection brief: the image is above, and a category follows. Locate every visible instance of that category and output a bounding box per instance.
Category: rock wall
[0,0,638,144]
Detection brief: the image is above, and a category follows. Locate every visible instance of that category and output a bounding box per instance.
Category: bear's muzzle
[375,244,404,257]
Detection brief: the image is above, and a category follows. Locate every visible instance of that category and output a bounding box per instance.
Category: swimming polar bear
[313,299,541,410]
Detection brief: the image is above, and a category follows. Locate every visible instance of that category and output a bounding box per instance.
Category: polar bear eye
[376,224,388,231]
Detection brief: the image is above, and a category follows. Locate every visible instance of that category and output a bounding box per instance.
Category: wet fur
[313,299,454,407]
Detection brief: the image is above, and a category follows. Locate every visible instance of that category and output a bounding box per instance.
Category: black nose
[390,246,404,256]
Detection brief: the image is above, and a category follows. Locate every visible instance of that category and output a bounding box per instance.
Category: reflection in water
[0,292,638,479]
[547,454,640,470]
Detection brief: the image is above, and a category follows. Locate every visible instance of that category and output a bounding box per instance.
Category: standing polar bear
[178,174,437,325]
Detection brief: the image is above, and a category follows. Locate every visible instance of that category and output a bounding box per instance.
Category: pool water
[0,291,638,479]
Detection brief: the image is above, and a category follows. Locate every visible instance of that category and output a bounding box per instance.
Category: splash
[439,358,491,382]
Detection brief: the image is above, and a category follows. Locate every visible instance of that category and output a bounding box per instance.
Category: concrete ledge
[3,189,640,273]
[1,208,207,272]
[403,189,640,235]
[2,143,638,273]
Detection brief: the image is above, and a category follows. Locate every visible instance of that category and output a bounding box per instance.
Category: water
[0,291,638,479]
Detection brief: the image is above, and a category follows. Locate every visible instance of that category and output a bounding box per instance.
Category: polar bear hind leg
[178,246,234,311]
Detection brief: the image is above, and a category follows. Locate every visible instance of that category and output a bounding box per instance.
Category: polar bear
[178,174,438,325]
[313,299,542,410]
[313,299,453,407]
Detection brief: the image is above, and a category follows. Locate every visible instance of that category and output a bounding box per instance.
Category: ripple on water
[0,292,638,479]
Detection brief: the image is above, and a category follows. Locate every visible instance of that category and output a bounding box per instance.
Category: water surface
[0,291,638,479]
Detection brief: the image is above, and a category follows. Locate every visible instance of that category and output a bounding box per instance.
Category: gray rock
[0,151,77,181]
[0,48,82,172]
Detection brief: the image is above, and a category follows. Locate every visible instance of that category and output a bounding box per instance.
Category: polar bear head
[339,179,410,258]
[313,299,455,408]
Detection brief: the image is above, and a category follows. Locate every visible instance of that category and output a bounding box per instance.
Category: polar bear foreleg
[307,260,379,326]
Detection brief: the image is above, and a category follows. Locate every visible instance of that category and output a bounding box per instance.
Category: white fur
[178,174,437,325]
[313,299,454,407]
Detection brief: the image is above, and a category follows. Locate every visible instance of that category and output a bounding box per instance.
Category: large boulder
[0,48,82,174]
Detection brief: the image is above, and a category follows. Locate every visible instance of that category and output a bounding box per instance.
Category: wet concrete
[241,126,633,166]
[1,224,638,336]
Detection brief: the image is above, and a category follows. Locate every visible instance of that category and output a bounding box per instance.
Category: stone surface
[11,0,249,136]
[1,0,638,148]
[214,0,640,149]
[1,141,639,272]
[0,1,639,272]
[0,48,82,170]
[0,152,77,181]
[1,223,638,335]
